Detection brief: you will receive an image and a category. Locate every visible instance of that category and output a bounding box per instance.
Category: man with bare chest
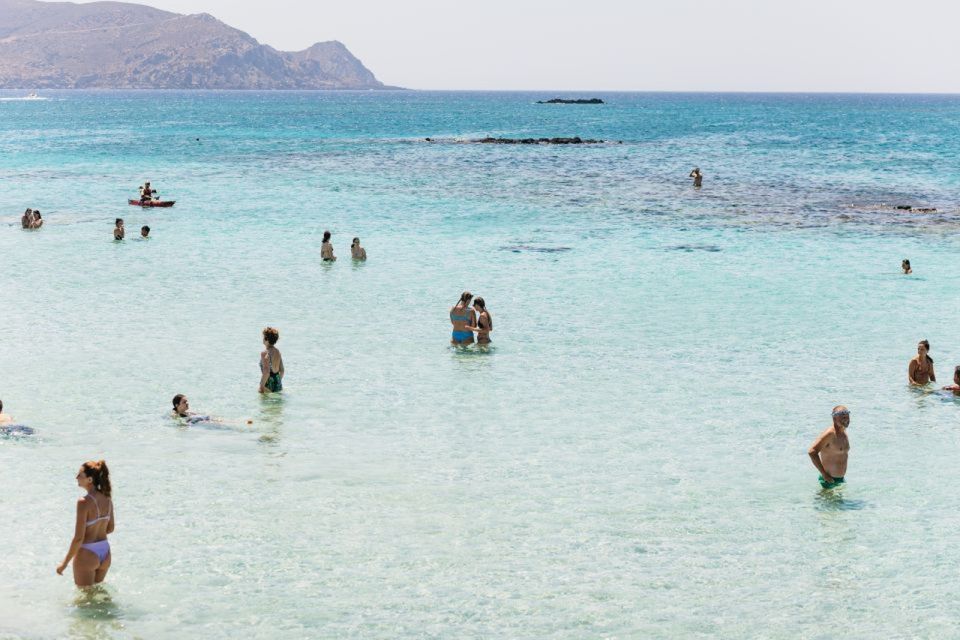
[807,406,850,489]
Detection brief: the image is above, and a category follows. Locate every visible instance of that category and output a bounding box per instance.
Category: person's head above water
[322,230,331,243]
[831,405,850,428]
[77,460,111,497]
[457,291,473,307]
[474,297,486,312]
[115,218,123,226]
[954,366,960,385]
[33,211,40,219]
[262,326,279,346]
[172,394,189,416]
[352,237,360,246]
[0,399,3,413]
[141,225,150,237]
[903,259,911,268]
[918,340,932,361]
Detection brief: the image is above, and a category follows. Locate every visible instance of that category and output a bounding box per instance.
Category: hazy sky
[69,0,960,91]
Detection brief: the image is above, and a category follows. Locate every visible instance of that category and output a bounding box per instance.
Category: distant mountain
[0,0,391,89]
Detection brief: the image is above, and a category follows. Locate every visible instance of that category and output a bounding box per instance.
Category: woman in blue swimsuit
[450,291,476,346]
[57,460,114,587]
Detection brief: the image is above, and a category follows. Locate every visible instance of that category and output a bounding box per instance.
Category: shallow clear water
[2,91,960,639]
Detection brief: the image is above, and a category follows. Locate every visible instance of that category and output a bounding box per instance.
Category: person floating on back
[113,219,125,241]
[259,327,284,393]
[902,259,912,274]
[351,237,367,261]
[57,460,114,587]
[807,406,850,489]
[689,167,703,188]
[450,291,476,346]
[171,394,212,424]
[321,230,336,262]
[908,339,935,385]
[139,181,157,203]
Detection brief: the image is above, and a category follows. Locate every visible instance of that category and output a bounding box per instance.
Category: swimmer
[942,366,960,393]
[171,394,208,422]
[908,340,936,385]
[0,399,12,424]
[450,291,476,346]
[57,460,114,587]
[113,218,125,241]
[807,405,850,489]
[140,225,150,238]
[902,259,912,274]
[689,167,703,188]
[21,208,33,229]
[321,230,336,262]
[351,237,367,261]
[468,296,493,345]
[31,211,43,229]
[259,326,284,393]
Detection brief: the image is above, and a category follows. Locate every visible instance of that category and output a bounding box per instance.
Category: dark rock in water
[537,98,604,104]
[895,205,938,213]
[896,205,912,210]
[502,245,573,253]
[667,244,722,253]
[474,137,604,145]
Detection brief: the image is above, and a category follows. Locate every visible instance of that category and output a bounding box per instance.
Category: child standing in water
[259,327,284,393]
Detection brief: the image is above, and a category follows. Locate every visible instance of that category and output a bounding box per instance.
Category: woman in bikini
[908,339,936,385]
[259,326,284,393]
[471,297,493,345]
[321,231,336,262]
[57,460,114,587]
[450,291,476,346]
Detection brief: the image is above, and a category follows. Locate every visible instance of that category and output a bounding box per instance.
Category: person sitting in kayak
[139,182,157,202]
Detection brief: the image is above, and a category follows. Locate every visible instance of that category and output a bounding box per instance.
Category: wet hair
[0,399,3,412]
[24,208,31,215]
[920,340,933,362]
[322,230,331,243]
[955,365,960,377]
[172,394,186,409]
[474,297,486,311]
[141,225,150,234]
[81,460,112,497]
[262,326,279,346]
[352,237,360,245]
[457,291,473,306]
[115,218,123,226]
[903,259,911,267]
[34,211,41,218]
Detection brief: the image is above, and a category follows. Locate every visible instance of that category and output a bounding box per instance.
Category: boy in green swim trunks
[807,405,850,489]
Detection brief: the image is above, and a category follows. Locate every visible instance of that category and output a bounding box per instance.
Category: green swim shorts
[818,475,845,489]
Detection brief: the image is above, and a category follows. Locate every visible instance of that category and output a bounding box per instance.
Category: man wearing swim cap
[807,406,850,489]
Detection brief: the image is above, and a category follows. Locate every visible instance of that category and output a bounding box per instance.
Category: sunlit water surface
[2,91,960,638]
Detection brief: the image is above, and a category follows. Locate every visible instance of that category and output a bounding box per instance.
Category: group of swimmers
[320,230,367,262]
[114,218,150,240]
[449,291,493,346]
[21,208,43,229]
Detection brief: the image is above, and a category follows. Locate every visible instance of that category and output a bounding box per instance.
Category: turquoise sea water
[2,91,960,639]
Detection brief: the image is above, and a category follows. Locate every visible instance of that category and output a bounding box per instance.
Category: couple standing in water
[449,291,493,346]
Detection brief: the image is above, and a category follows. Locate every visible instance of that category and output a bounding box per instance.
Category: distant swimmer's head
[115,218,124,227]
[33,211,40,218]
[24,208,32,215]
[172,393,189,417]
[322,230,331,243]
[458,291,473,307]
[474,297,486,311]
[918,340,932,361]
[78,460,111,497]
[141,225,150,237]
[954,366,960,385]
[263,326,279,347]
[831,405,850,428]
[352,237,360,246]
[0,399,3,413]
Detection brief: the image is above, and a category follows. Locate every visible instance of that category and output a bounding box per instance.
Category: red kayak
[129,199,175,208]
